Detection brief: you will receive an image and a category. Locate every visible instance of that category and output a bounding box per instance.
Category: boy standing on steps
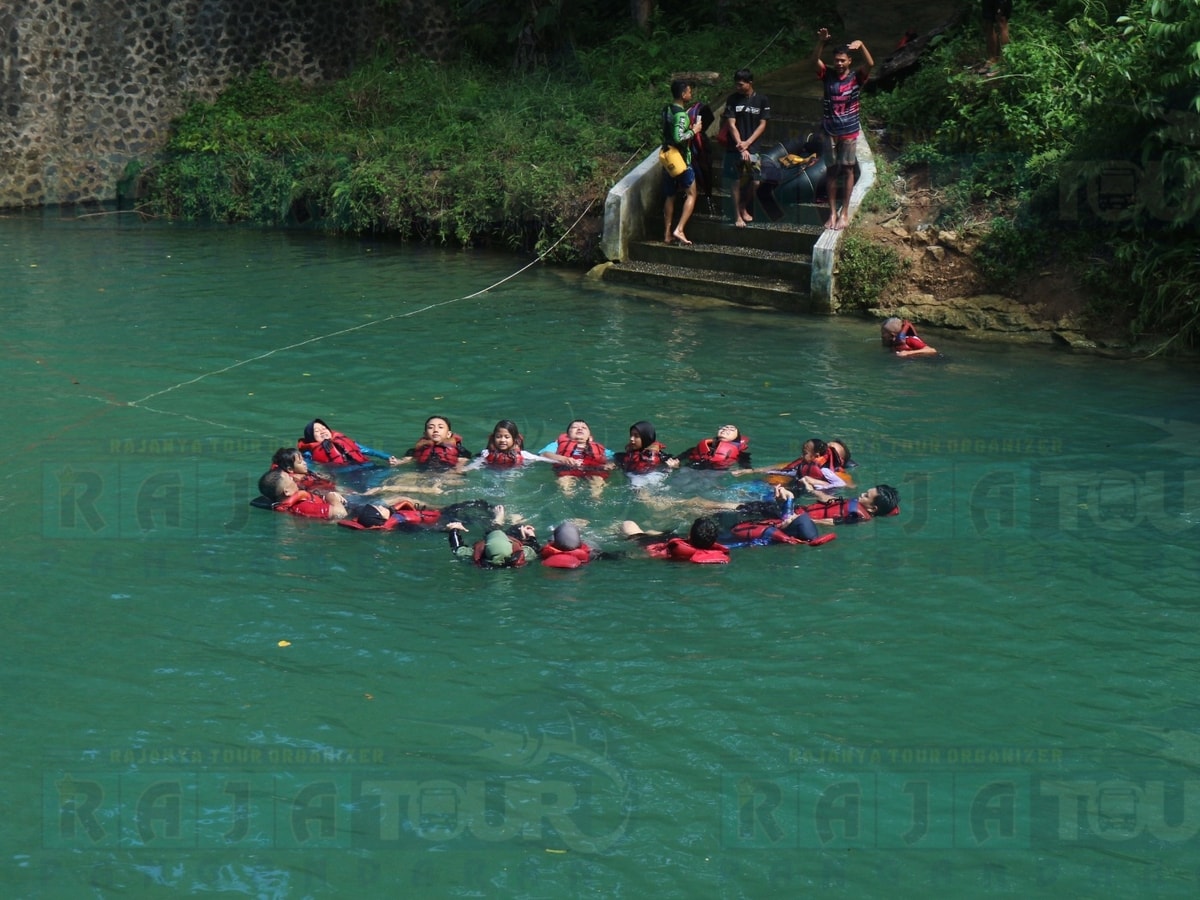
[812,28,873,230]
[721,69,770,228]
[662,80,704,245]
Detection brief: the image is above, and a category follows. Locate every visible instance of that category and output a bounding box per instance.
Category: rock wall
[0,0,450,209]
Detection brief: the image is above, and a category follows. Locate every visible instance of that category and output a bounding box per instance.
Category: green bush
[866,0,1200,346]
[836,232,909,310]
[147,21,794,262]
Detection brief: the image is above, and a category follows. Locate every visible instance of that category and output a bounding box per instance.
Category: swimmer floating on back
[398,415,472,471]
[298,418,401,467]
[539,419,615,499]
[466,419,549,470]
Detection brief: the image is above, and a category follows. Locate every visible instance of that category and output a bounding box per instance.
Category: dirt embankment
[855,164,1097,349]
[816,1,1104,350]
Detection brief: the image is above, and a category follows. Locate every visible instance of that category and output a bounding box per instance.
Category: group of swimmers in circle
[253,406,903,569]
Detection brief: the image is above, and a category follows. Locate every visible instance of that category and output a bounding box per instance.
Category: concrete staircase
[597,94,875,313]
[602,197,826,311]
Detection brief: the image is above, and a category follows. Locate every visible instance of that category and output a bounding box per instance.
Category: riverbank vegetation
[145,0,1198,349]
[867,0,1200,351]
[145,2,802,262]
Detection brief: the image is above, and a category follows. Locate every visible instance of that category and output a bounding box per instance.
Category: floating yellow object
[277,640,291,647]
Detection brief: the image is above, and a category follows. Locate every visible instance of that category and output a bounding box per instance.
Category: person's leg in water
[586,474,606,500]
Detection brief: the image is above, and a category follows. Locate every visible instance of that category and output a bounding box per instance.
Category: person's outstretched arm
[812,27,830,75]
[848,39,874,76]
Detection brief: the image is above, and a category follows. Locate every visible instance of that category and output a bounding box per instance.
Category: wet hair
[734,68,754,84]
[303,418,329,442]
[872,485,900,516]
[804,438,828,458]
[425,415,452,432]
[552,522,582,551]
[827,440,851,469]
[357,505,389,528]
[881,317,903,344]
[630,420,657,447]
[670,79,690,100]
[689,516,720,549]
[258,469,291,501]
[272,447,304,470]
[488,419,524,451]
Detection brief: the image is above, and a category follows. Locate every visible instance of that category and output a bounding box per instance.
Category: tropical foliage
[868,0,1200,349]
[146,0,1200,346]
[147,11,799,261]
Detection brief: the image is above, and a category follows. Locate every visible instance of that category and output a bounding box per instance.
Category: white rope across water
[128,198,598,409]
[73,140,648,436]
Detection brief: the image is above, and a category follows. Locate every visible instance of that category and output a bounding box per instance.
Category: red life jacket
[891,319,927,351]
[801,498,898,522]
[730,521,803,545]
[390,503,443,526]
[691,436,748,469]
[802,498,864,521]
[729,520,837,546]
[621,442,669,474]
[471,536,528,568]
[647,537,730,564]
[483,447,524,468]
[410,434,468,468]
[338,501,443,530]
[539,543,593,569]
[554,435,610,477]
[793,459,828,480]
[296,473,337,493]
[777,447,828,477]
[273,491,330,519]
[297,432,369,466]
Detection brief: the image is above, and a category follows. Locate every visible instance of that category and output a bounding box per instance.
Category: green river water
[3,210,1199,898]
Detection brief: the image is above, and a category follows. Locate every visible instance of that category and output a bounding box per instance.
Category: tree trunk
[631,0,654,32]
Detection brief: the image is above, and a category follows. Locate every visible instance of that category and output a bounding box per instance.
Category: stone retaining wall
[0,0,448,209]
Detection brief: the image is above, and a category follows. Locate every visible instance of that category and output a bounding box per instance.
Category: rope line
[117,142,648,424]
[128,194,601,408]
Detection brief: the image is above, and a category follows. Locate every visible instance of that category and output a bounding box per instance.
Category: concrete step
[687,193,829,233]
[669,211,825,254]
[601,259,814,311]
[628,238,812,282]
